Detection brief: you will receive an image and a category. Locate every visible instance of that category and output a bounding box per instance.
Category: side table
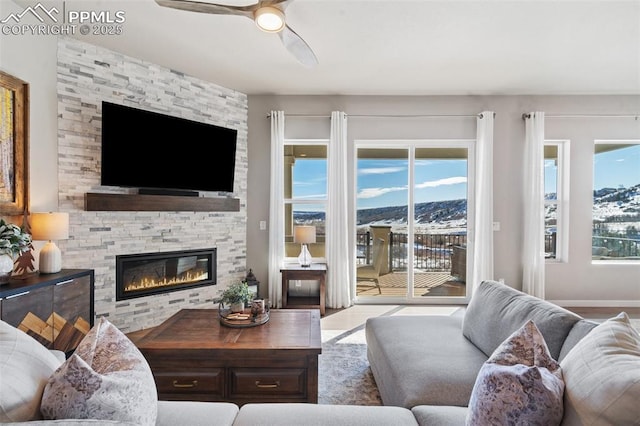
[280,263,326,316]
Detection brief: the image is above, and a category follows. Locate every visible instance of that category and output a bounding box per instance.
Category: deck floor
[356,271,466,297]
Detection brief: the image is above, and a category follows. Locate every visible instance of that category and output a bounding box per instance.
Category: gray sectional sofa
[4,280,638,425]
[365,279,640,426]
[365,279,599,409]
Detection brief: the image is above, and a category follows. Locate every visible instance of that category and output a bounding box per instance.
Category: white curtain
[470,111,495,294]
[326,111,352,308]
[522,112,546,298]
[268,111,286,308]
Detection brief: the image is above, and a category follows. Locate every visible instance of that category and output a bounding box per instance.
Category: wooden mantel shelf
[85,192,240,212]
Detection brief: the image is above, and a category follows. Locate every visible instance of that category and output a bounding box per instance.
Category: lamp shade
[30,212,69,241]
[294,226,316,244]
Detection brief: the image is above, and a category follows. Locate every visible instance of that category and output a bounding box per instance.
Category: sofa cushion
[233,403,419,426]
[366,314,487,407]
[40,317,157,426]
[411,405,468,426]
[557,319,598,362]
[156,401,239,426]
[0,320,63,422]
[466,320,564,426]
[462,280,582,360]
[560,312,640,426]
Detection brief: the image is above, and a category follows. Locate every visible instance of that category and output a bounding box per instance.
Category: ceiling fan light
[254,6,285,33]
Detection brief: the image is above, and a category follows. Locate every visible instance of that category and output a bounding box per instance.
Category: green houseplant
[216,281,255,313]
[0,219,32,283]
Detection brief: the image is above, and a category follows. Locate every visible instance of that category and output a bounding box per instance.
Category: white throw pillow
[466,320,565,426]
[0,320,63,422]
[40,317,158,426]
[560,312,640,426]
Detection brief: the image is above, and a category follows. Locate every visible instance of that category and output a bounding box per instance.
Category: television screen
[101,101,237,194]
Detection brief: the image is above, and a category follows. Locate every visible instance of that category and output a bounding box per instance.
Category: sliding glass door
[355,141,473,302]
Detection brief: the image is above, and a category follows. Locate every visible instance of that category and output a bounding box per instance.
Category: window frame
[544,139,570,263]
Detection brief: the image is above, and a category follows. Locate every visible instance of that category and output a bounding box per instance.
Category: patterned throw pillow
[40,317,157,426]
[466,320,565,426]
[0,320,63,422]
[560,312,640,426]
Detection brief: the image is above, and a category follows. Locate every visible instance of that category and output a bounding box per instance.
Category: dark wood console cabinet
[0,269,94,354]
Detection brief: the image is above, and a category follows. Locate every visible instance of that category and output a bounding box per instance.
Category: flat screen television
[101,101,237,196]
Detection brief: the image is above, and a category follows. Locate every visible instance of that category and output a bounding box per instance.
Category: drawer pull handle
[255,380,280,389]
[172,380,198,388]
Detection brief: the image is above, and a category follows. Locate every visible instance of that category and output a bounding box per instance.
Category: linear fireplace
[116,248,216,301]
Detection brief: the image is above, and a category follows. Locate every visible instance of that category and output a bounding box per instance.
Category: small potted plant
[216,281,254,313]
[0,219,32,283]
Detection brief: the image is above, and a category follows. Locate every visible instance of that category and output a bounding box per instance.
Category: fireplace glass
[116,248,216,301]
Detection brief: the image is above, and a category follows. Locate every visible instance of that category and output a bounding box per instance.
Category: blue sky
[592,144,640,190]
[293,144,639,210]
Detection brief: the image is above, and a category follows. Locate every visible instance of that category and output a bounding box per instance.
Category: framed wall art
[0,70,29,216]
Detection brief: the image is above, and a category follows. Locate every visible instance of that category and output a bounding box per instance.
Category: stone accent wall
[56,37,248,332]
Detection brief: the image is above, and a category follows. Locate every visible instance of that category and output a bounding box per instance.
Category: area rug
[318,326,382,406]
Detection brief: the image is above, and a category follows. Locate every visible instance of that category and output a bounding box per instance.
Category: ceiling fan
[154,0,318,67]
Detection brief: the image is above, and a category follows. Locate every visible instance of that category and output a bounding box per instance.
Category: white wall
[247,95,640,306]
[0,0,59,212]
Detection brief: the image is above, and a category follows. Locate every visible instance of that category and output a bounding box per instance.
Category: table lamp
[30,212,69,274]
[294,225,316,267]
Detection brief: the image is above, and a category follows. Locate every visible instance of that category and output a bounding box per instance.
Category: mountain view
[295,184,640,237]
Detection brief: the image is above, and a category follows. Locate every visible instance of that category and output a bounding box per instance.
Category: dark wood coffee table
[133,308,322,405]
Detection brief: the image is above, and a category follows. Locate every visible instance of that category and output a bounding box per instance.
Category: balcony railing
[592,235,640,258]
[357,231,466,272]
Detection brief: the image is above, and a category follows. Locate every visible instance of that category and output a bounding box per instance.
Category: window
[592,141,640,261]
[283,141,327,261]
[544,141,569,261]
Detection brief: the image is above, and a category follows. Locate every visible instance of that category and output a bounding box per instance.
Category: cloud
[359,166,405,175]
[293,193,327,199]
[358,186,406,199]
[357,176,466,200]
[416,176,467,189]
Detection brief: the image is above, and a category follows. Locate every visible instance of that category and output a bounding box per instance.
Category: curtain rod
[522,113,640,120]
[267,112,492,118]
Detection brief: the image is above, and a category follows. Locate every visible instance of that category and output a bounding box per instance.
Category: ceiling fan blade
[155,0,256,18]
[279,24,318,67]
[260,0,292,10]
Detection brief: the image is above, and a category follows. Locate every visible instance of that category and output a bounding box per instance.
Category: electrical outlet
[492,221,501,231]
[259,220,267,230]
[295,280,302,287]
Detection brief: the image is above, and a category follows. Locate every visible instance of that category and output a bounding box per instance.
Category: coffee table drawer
[154,370,224,398]
[229,368,306,399]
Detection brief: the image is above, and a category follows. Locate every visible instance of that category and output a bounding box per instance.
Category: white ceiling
[13,0,640,95]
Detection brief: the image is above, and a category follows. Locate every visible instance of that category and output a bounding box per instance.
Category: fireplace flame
[124,271,209,293]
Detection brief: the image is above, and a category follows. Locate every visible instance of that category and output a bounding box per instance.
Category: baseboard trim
[550,299,640,308]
